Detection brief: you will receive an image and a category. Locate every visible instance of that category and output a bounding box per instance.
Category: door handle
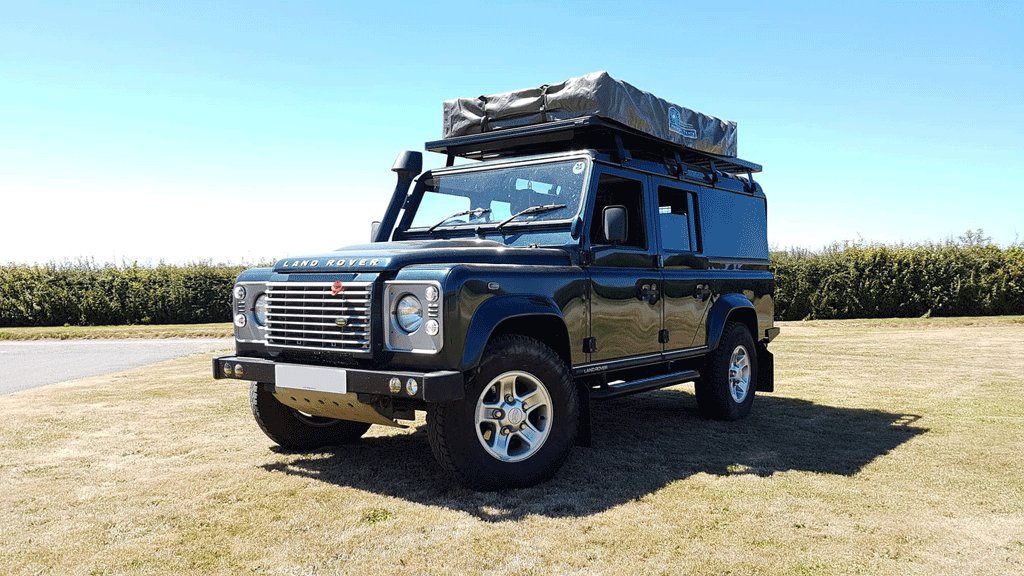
[640,284,660,304]
[695,285,712,301]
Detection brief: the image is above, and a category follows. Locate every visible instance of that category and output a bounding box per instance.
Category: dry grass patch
[1,317,1023,575]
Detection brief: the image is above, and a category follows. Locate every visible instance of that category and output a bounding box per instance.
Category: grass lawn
[1,317,1022,575]
[0,323,233,340]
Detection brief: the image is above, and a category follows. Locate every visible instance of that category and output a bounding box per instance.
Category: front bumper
[212,355,465,402]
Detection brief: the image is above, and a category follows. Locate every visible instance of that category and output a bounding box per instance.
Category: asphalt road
[0,338,233,395]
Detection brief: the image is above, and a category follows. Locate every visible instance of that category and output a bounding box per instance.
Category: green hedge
[771,236,1024,321]
[4,235,1024,326]
[0,261,248,327]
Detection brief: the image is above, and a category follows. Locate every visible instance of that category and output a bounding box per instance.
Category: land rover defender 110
[214,72,779,490]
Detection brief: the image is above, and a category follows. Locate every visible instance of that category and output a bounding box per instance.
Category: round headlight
[253,293,268,326]
[395,294,423,333]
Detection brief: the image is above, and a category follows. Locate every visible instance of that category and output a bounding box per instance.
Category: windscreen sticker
[668,107,698,139]
[572,161,585,174]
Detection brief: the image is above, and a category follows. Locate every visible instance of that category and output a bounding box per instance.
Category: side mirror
[603,205,628,245]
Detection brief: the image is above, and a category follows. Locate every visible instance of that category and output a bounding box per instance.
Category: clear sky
[2,1,1021,265]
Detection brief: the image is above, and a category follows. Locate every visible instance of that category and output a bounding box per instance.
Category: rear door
[652,178,712,353]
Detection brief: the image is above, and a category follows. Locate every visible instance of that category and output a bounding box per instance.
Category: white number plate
[275,364,347,394]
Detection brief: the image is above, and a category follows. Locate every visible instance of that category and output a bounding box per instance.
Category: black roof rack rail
[425,116,761,176]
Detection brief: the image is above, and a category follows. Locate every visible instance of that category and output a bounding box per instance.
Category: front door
[586,172,662,362]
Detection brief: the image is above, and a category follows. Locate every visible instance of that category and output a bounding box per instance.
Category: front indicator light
[424,285,439,302]
[233,285,246,300]
[234,313,247,328]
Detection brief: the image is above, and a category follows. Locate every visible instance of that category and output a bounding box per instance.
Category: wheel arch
[460,295,572,371]
[706,293,759,352]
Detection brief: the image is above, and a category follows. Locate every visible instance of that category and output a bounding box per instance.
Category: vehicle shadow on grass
[261,390,926,522]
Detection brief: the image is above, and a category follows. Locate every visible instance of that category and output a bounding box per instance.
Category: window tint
[590,174,646,249]
[658,186,697,252]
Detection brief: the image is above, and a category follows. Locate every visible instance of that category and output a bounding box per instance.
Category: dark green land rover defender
[214,74,779,490]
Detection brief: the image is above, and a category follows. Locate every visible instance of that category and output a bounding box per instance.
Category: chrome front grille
[265,281,372,354]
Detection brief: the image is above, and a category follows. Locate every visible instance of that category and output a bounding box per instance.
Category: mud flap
[576,382,592,447]
[757,345,774,393]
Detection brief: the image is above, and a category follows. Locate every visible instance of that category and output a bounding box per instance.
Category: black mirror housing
[603,205,628,245]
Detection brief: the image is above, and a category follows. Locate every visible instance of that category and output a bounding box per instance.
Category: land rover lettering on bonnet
[214,72,779,491]
[278,258,387,268]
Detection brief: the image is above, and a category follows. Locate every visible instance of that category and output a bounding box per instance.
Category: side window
[658,186,698,252]
[590,174,647,249]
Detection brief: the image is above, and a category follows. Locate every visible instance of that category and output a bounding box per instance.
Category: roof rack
[425,116,761,176]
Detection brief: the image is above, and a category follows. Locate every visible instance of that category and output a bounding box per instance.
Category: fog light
[222,363,232,377]
[389,377,402,394]
[425,319,439,336]
[406,378,418,396]
[234,364,244,378]
[234,313,247,327]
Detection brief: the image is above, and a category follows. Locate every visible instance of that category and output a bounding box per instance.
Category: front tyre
[427,335,578,491]
[250,382,371,450]
[696,321,757,421]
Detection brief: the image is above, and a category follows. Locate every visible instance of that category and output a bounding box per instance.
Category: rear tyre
[427,335,578,491]
[696,321,757,421]
[250,382,371,450]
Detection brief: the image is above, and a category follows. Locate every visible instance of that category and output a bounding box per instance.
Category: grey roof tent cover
[442,71,738,158]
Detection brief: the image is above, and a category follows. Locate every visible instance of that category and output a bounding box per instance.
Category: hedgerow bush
[0,260,249,327]
[771,232,1024,320]
[3,232,1022,326]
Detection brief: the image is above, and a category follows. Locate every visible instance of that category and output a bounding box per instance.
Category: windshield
[409,159,588,231]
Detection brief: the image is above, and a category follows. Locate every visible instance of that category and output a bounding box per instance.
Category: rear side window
[657,186,698,252]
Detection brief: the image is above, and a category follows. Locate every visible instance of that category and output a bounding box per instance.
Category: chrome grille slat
[269,324,368,332]
[265,281,373,354]
[271,337,369,345]
[268,342,369,351]
[268,297,369,302]
[270,311,370,319]
[269,305,369,312]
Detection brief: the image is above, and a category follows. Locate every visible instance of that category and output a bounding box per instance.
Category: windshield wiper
[426,207,491,234]
[496,204,567,231]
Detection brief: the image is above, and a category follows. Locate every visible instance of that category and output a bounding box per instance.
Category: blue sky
[2,1,1021,264]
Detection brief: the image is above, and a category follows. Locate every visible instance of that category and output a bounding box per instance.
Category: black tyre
[250,382,371,450]
[696,321,757,421]
[427,335,578,491]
